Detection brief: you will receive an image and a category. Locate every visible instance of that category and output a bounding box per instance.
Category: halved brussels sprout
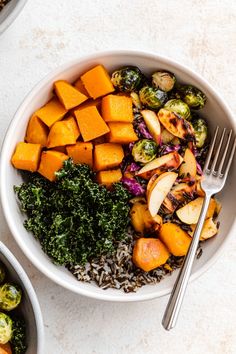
[164,99,191,120]
[0,312,12,344]
[111,66,143,92]
[0,264,5,284]
[132,139,158,164]
[152,71,176,92]
[0,283,22,311]
[139,86,168,110]
[192,118,208,147]
[178,84,206,109]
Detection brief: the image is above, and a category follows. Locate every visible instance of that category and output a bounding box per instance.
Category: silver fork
[162,126,236,331]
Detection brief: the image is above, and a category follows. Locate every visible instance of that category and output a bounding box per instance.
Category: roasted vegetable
[25,115,48,147]
[47,117,80,148]
[132,139,158,164]
[164,99,191,120]
[0,284,22,312]
[111,66,142,92]
[10,317,27,354]
[178,84,206,109]
[139,86,168,109]
[192,118,208,148]
[130,199,162,235]
[0,342,12,354]
[94,143,124,171]
[158,108,195,141]
[54,80,88,110]
[96,169,122,188]
[159,223,191,256]
[133,238,170,272]
[38,150,68,182]
[107,122,138,144]
[66,142,93,168]
[102,94,133,122]
[11,143,42,173]
[0,313,12,344]
[152,71,176,92]
[34,97,67,128]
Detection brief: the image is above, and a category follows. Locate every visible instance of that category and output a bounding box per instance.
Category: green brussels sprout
[178,84,206,109]
[164,99,191,120]
[0,312,13,344]
[192,118,208,148]
[0,263,6,284]
[0,283,22,311]
[139,86,168,109]
[152,71,176,92]
[132,139,158,164]
[111,66,143,92]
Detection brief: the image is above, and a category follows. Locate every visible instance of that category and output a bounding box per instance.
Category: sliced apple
[141,110,161,144]
[136,151,183,180]
[188,217,218,241]
[158,108,195,141]
[195,175,205,197]
[147,172,178,217]
[161,128,175,144]
[179,148,197,178]
[176,197,217,224]
[163,182,196,213]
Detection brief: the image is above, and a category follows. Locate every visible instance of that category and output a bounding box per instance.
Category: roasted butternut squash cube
[97,169,122,188]
[74,78,89,96]
[71,98,101,116]
[81,65,114,99]
[74,106,110,142]
[38,150,68,181]
[25,115,49,147]
[107,122,138,144]
[94,143,124,171]
[35,97,67,128]
[159,223,191,256]
[54,80,88,110]
[102,94,133,122]
[47,117,80,148]
[11,142,42,172]
[66,142,93,167]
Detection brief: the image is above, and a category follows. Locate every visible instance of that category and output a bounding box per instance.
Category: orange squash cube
[35,97,67,128]
[66,142,93,167]
[71,98,102,116]
[47,117,80,148]
[25,115,49,147]
[74,78,90,96]
[81,65,115,99]
[97,169,122,188]
[94,143,124,171]
[38,150,68,181]
[107,122,138,144]
[54,80,88,110]
[11,142,42,172]
[74,106,110,142]
[101,94,133,122]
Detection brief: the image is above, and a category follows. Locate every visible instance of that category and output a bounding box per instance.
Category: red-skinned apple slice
[147,171,178,217]
[141,110,161,144]
[136,151,183,180]
[179,148,197,178]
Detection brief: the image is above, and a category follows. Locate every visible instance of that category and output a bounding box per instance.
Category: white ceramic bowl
[0,241,44,353]
[0,0,28,34]
[1,50,235,302]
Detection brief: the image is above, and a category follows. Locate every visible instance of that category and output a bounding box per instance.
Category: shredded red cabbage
[130,162,141,172]
[121,177,145,196]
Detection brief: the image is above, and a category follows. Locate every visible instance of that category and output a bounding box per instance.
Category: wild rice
[69,230,192,293]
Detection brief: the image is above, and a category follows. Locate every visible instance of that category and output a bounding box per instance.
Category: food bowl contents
[11,64,221,292]
[0,263,27,353]
[0,0,11,12]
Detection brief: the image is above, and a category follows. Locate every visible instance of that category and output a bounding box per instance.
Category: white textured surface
[0,1,236,353]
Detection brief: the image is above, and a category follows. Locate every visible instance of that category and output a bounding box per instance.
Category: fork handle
[162,194,212,331]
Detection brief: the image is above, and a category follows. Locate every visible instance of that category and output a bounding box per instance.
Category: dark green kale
[10,316,27,354]
[14,160,130,266]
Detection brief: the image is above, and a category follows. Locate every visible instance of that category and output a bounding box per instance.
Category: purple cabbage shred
[121,177,145,196]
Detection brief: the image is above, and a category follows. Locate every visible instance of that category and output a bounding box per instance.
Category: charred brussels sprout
[178,85,206,109]
[0,312,12,344]
[164,99,191,120]
[139,86,168,110]
[132,139,158,164]
[111,66,142,92]
[152,71,176,92]
[192,118,208,147]
[0,264,5,284]
[0,283,22,311]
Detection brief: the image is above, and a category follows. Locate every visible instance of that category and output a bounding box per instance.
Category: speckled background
[0,1,236,353]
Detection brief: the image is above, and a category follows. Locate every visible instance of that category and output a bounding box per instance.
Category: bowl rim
[0,241,44,353]
[1,49,236,302]
[0,0,28,34]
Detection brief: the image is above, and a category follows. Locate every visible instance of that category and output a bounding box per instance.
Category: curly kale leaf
[10,316,27,354]
[15,160,130,266]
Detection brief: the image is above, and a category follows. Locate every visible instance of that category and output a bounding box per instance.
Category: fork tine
[218,130,233,176]
[211,128,226,175]
[221,137,236,179]
[203,126,219,174]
